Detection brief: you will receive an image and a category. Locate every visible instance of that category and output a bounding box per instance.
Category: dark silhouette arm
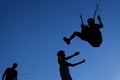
[2,73,5,80]
[68,59,85,67]
[2,69,7,80]
[81,23,85,28]
[65,52,80,60]
[97,15,103,28]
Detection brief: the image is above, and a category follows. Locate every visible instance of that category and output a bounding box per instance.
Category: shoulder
[4,68,11,73]
[6,67,11,71]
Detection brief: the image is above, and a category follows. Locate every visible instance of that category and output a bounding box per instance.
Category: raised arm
[80,15,85,28]
[97,15,103,28]
[68,59,85,67]
[65,52,80,60]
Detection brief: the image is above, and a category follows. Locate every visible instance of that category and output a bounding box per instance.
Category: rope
[93,0,101,19]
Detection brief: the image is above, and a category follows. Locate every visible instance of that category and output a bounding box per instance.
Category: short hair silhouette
[2,63,18,80]
[57,50,65,57]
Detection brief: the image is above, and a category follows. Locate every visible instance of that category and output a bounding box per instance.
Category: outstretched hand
[77,59,85,65]
[74,52,80,56]
[97,15,101,21]
[81,59,85,63]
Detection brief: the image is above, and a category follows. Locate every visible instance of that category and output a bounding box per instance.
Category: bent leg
[69,32,81,40]
[63,32,81,45]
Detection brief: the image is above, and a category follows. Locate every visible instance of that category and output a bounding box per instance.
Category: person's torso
[59,61,70,76]
[5,68,17,80]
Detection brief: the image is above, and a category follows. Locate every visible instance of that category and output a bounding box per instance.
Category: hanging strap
[93,0,101,19]
[80,14,83,24]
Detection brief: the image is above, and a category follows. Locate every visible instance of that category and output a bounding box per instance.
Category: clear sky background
[0,0,120,80]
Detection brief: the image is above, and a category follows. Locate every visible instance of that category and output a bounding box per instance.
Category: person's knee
[73,32,81,38]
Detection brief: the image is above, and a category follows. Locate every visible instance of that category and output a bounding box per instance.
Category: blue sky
[0,0,120,80]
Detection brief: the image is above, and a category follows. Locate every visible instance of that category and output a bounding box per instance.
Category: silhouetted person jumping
[2,63,18,80]
[63,15,103,47]
[57,50,85,80]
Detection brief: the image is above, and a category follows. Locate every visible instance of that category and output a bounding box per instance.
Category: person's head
[57,50,65,61]
[87,18,95,26]
[12,63,18,69]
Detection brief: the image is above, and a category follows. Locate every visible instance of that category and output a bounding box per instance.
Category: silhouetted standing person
[2,63,18,80]
[57,50,85,80]
[64,15,103,47]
